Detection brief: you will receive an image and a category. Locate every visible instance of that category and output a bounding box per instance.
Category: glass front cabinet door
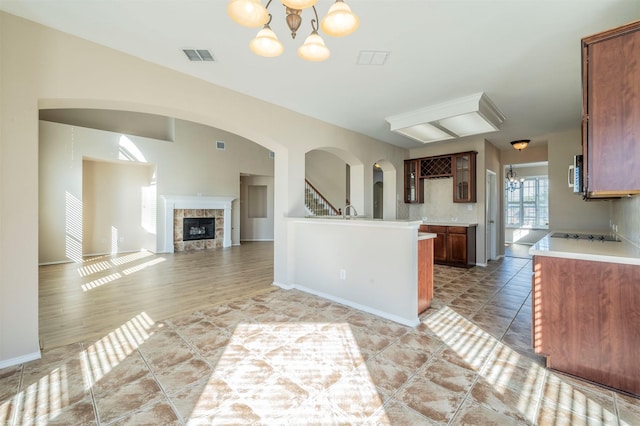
[404,159,424,203]
[453,152,477,203]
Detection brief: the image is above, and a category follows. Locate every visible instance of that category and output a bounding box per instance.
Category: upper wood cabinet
[582,20,640,198]
[404,159,424,203]
[453,152,477,203]
[403,151,477,204]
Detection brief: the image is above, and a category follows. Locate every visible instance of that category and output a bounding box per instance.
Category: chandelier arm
[265,0,273,25]
[311,5,319,32]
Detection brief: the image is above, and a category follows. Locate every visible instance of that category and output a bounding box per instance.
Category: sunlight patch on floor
[192,322,388,423]
[82,312,156,385]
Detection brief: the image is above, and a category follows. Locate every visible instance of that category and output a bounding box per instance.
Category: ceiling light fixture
[505,165,525,192]
[385,93,505,144]
[227,0,359,61]
[510,139,530,151]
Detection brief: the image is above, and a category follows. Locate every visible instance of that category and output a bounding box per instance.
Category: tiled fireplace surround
[161,196,234,253]
[173,208,224,252]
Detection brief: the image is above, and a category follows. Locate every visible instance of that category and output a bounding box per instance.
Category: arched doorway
[373,163,383,219]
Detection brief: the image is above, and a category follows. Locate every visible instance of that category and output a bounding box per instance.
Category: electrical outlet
[467,204,473,211]
[339,269,346,280]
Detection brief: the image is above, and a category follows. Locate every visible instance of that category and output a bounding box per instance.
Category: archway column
[273,147,306,287]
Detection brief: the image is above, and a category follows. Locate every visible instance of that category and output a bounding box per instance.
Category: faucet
[343,204,358,218]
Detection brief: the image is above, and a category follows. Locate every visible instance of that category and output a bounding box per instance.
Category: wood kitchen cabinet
[532,255,640,396]
[453,152,476,203]
[421,225,476,268]
[581,20,640,198]
[417,237,434,314]
[403,151,476,204]
[404,159,424,203]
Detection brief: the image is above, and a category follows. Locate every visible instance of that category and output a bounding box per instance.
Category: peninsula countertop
[530,233,640,266]
[421,221,478,228]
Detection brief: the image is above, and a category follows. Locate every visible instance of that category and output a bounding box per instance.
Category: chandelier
[227,0,359,61]
[505,165,525,192]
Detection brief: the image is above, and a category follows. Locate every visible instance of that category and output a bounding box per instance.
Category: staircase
[305,179,340,216]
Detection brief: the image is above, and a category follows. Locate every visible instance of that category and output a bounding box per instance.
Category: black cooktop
[550,232,621,242]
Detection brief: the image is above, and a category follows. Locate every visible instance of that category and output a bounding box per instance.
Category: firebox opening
[183,218,215,241]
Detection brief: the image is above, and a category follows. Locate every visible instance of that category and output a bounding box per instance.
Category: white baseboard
[0,351,41,369]
[240,239,275,242]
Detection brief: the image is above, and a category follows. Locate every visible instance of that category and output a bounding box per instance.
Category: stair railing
[305,179,340,216]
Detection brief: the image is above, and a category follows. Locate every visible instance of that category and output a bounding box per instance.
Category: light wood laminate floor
[38,242,275,350]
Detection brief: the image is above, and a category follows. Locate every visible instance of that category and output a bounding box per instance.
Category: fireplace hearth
[183,218,215,241]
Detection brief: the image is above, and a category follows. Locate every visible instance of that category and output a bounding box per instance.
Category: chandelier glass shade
[282,0,318,8]
[227,0,359,61]
[505,165,525,192]
[249,25,284,57]
[321,0,360,36]
[227,0,269,27]
[298,30,331,61]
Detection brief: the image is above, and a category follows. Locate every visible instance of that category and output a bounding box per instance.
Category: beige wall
[546,128,610,232]
[613,196,640,247]
[82,160,156,256]
[0,12,408,366]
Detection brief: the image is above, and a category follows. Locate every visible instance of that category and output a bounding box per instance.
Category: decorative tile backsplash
[409,178,478,223]
[613,195,640,248]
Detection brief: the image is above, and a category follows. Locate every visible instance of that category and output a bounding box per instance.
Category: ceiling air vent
[357,50,390,66]
[216,141,226,150]
[183,49,216,62]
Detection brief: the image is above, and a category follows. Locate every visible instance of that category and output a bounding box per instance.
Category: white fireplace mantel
[161,195,234,253]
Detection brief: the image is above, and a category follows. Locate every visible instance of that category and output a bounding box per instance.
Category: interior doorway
[373,163,383,219]
[503,161,549,258]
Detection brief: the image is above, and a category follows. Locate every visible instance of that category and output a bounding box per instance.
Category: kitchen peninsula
[530,233,640,396]
[280,217,436,327]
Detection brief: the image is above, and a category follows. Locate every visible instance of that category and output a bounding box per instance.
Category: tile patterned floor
[2,257,639,425]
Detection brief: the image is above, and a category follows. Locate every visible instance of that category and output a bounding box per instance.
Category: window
[506,176,548,228]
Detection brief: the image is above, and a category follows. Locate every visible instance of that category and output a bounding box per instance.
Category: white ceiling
[2,0,639,150]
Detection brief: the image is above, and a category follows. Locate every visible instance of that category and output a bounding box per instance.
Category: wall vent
[183,49,216,62]
[216,141,226,150]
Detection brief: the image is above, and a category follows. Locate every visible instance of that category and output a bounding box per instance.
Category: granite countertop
[530,233,640,266]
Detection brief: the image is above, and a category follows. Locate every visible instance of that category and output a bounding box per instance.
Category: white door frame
[485,169,499,261]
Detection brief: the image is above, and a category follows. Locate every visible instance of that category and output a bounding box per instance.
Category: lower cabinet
[417,237,434,314]
[532,255,640,396]
[420,225,476,268]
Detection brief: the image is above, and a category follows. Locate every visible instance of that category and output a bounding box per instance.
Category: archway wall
[0,12,409,365]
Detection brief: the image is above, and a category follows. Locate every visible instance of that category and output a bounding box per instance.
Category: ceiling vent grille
[357,51,390,65]
[183,49,216,62]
